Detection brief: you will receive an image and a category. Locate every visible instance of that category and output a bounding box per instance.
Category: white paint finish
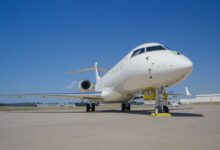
[95,43,193,102]
[12,43,193,103]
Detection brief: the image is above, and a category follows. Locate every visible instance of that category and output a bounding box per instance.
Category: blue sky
[0,0,220,103]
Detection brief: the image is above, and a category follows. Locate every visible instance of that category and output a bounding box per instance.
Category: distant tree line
[0,103,37,107]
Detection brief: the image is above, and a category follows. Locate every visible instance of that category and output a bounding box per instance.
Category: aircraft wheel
[86,104,90,112]
[126,103,131,111]
[121,103,126,112]
[163,105,169,113]
[154,106,162,114]
[91,103,95,112]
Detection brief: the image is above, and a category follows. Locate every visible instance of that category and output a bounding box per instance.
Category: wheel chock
[151,113,172,117]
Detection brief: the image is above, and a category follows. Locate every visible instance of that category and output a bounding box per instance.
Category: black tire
[91,103,95,112]
[163,105,169,113]
[126,103,131,111]
[86,104,90,112]
[121,103,126,112]
[154,106,162,114]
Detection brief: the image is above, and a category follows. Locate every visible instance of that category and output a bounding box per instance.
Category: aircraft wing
[3,92,103,102]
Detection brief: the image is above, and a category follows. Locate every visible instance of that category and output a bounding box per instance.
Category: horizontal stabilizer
[67,67,108,74]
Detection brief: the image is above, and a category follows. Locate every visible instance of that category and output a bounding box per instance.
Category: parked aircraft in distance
[12,43,193,114]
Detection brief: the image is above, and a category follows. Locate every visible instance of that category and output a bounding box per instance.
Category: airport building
[179,94,220,104]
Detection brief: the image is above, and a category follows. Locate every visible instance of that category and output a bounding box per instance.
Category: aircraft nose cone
[181,57,193,73]
[174,55,193,78]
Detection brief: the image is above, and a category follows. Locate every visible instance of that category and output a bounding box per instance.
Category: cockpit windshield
[147,46,166,52]
[130,45,168,58]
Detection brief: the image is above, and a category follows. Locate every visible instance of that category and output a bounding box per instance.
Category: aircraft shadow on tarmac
[98,109,204,117]
[11,108,204,117]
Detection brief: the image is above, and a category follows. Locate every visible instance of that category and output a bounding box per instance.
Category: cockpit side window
[131,48,145,58]
[147,46,166,52]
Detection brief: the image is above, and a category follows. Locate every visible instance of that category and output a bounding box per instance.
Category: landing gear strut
[154,87,169,114]
[86,103,96,112]
[121,103,131,112]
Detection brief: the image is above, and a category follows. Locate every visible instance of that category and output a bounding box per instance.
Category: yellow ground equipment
[143,89,168,101]
[151,113,172,117]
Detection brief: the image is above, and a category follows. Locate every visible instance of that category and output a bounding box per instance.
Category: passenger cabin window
[131,48,145,58]
[147,46,166,52]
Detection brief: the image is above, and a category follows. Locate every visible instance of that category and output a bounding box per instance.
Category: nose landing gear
[163,105,169,113]
[154,87,170,114]
[154,105,169,114]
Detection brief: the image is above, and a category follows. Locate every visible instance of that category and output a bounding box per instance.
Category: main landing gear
[121,103,131,112]
[86,103,96,112]
[154,87,169,114]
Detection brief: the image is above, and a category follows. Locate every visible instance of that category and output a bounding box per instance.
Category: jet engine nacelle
[79,80,94,92]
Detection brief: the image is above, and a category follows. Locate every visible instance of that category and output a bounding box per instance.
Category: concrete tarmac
[0,104,220,150]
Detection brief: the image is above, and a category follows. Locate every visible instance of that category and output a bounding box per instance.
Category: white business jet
[13,43,193,114]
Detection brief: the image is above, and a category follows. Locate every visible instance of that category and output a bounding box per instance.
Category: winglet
[185,87,191,96]
[94,62,101,82]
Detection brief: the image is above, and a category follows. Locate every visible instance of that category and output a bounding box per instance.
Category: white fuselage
[95,43,193,103]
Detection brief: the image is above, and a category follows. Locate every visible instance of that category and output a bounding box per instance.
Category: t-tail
[94,62,101,82]
[67,62,108,83]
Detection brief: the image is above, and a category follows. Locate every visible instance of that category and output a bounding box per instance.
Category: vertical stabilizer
[94,62,101,82]
[185,87,191,96]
